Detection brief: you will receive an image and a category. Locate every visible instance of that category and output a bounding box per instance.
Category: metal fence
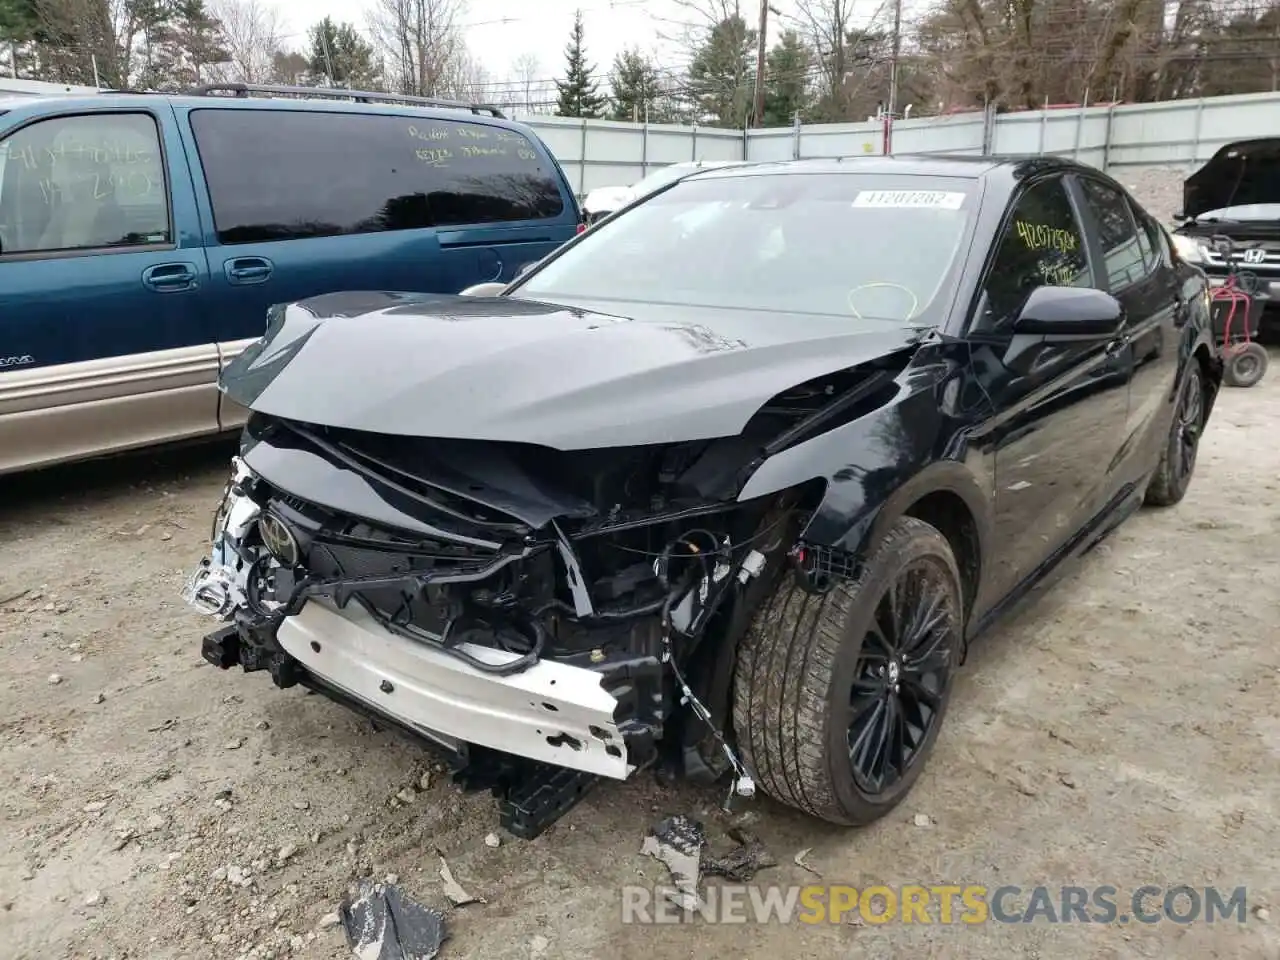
[514,89,1280,195]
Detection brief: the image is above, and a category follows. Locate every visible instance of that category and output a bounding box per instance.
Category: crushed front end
[184,413,807,831]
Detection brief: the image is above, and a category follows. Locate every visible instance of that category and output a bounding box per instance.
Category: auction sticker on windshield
[853,190,966,210]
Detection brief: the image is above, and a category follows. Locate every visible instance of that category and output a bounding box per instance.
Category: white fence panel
[892,114,986,156]
[516,114,744,196]
[512,90,1280,200]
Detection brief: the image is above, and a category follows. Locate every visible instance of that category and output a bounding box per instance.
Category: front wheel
[732,516,963,826]
[1144,362,1205,507]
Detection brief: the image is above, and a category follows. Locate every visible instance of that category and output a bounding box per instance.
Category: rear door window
[1077,177,1148,290]
[189,109,566,245]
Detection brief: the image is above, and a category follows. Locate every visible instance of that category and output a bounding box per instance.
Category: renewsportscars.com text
[620,884,1250,925]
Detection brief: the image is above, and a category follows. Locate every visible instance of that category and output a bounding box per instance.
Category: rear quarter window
[189,109,566,245]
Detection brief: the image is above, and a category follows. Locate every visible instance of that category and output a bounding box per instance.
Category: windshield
[517,172,978,323]
[1191,203,1280,222]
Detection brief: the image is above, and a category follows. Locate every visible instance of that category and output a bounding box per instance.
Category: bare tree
[366,0,475,98]
[208,0,285,83]
[510,51,542,112]
[793,0,855,110]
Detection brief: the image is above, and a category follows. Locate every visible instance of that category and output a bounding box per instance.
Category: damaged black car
[184,155,1222,836]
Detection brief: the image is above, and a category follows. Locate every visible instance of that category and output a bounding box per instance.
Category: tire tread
[733,516,957,825]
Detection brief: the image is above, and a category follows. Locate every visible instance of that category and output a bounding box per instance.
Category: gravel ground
[1116,165,1187,221]
[3,347,1279,960]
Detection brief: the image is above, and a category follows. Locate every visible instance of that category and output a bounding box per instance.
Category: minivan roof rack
[188,82,506,118]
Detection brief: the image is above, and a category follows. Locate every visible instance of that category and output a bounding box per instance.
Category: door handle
[224,257,273,285]
[141,262,198,292]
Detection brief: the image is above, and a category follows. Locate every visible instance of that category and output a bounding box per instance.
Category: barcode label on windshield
[853,190,966,209]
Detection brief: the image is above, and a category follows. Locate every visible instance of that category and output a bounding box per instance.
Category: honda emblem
[1242,247,1266,264]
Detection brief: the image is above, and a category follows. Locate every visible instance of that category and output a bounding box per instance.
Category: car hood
[582,185,635,214]
[220,291,925,450]
[1183,138,1280,221]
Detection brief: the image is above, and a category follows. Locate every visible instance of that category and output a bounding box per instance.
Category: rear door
[0,105,216,474]
[175,103,574,428]
[1071,175,1182,483]
[966,174,1130,605]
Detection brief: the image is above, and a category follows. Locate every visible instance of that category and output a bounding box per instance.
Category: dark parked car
[183,155,1221,835]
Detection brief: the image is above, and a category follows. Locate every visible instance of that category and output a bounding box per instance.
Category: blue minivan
[0,83,582,475]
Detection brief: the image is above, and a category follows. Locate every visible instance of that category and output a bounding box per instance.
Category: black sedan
[184,155,1221,834]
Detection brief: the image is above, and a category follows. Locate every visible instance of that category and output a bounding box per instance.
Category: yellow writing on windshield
[1038,259,1081,285]
[1016,220,1078,254]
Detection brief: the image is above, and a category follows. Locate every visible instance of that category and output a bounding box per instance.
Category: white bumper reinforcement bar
[275,601,632,780]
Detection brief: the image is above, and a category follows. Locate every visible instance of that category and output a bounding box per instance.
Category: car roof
[691,153,1094,182]
[0,91,535,131]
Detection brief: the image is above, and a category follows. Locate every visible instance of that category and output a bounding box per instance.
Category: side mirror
[1012,285,1123,338]
[459,281,507,298]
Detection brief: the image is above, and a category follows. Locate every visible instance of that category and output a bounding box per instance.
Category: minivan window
[0,112,169,255]
[189,109,565,245]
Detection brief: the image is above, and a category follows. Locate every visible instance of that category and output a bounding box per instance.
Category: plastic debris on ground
[641,814,777,911]
[437,854,485,906]
[339,879,448,960]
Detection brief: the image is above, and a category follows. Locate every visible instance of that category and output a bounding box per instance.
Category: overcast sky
[266,0,898,94]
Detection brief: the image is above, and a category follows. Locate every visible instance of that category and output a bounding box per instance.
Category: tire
[732,516,963,826]
[1223,342,1268,388]
[1144,362,1205,507]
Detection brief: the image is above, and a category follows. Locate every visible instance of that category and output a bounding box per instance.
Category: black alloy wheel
[734,515,964,826]
[1144,362,1206,507]
[1174,365,1204,485]
[848,558,955,795]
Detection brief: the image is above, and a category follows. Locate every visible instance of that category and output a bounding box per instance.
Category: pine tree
[609,47,668,122]
[308,16,378,87]
[686,14,756,127]
[555,9,606,118]
[763,30,813,126]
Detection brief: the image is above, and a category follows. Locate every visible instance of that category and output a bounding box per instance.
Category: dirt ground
[2,348,1279,960]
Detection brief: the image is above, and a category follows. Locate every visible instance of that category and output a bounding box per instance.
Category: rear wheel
[1145,362,1205,507]
[1224,342,1268,388]
[732,516,962,826]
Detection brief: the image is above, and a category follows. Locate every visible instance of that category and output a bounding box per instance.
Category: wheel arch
[844,461,990,626]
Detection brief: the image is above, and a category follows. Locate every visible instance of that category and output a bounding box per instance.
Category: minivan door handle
[224,257,273,285]
[141,262,198,293]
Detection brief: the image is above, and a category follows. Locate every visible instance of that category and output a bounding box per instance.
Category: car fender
[737,376,994,599]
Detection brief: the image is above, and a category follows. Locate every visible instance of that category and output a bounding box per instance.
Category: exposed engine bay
[183,298,913,836]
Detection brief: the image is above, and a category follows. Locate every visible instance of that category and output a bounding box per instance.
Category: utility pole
[319,28,336,86]
[885,0,903,152]
[752,0,769,127]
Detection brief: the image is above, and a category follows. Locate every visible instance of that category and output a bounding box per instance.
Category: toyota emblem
[1242,247,1266,265]
[257,513,300,567]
